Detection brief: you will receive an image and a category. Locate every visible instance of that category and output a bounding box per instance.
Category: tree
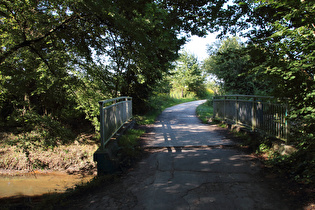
[203,37,256,95]
[1,0,229,131]
[210,0,315,183]
[170,52,206,98]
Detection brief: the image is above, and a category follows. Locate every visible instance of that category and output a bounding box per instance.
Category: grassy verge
[196,99,213,124]
[117,129,146,168]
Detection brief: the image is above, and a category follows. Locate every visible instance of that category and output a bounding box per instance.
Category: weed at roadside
[117,129,145,168]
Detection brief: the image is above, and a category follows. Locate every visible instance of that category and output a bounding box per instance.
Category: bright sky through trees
[182,34,218,61]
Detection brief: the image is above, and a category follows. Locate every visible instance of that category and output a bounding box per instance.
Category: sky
[182,33,219,61]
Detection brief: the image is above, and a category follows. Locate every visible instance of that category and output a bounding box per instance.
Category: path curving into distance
[144,100,233,148]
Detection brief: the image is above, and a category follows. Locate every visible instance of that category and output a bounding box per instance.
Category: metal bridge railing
[213,95,289,142]
[99,97,132,150]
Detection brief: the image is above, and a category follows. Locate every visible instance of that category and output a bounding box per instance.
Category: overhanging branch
[0,15,77,64]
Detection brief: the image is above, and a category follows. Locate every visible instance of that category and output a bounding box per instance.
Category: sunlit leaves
[1,0,221,126]
[203,37,258,95]
[170,52,206,97]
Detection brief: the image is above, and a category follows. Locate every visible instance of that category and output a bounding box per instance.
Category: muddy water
[0,172,94,198]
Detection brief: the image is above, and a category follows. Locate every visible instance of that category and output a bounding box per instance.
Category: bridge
[94,95,290,175]
[86,99,298,209]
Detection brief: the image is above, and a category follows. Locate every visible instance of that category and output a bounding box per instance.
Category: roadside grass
[117,129,145,168]
[196,99,213,124]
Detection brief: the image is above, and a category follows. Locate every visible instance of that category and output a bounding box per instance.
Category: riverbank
[0,171,95,198]
[0,131,98,175]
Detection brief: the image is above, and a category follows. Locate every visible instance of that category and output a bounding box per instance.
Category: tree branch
[0,15,77,64]
[28,45,57,77]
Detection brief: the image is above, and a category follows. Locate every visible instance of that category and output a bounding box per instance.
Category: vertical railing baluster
[285,102,289,143]
[224,96,226,120]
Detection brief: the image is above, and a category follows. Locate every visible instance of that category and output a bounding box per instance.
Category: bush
[11,111,75,148]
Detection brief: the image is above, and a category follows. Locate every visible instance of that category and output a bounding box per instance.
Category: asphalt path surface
[78,100,295,210]
[144,100,233,148]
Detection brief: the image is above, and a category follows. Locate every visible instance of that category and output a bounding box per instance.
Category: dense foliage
[212,0,315,143]
[169,52,207,98]
[204,0,315,184]
[0,0,226,135]
[204,37,252,94]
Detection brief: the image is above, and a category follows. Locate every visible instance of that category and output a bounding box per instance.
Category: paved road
[144,100,233,148]
[81,100,294,210]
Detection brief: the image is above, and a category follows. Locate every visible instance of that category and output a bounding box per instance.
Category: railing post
[236,96,239,124]
[252,97,256,131]
[285,102,289,143]
[99,101,105,150]
[224,96,226,120]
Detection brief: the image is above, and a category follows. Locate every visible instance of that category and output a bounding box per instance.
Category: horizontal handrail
[214,94,274,99]
[99,96,132,106]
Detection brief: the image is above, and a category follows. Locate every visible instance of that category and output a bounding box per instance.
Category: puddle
[0,172,94,198]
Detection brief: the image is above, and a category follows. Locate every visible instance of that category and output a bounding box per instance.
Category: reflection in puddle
[0,172,94,198]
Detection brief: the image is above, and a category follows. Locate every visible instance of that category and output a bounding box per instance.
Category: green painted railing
[99,97,132,149]
[213,95,289,142]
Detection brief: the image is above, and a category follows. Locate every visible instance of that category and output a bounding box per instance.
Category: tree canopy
[169,52,206,98]
[222,0,315,141]
[0,0,230,133]
[203,0,314,182]
[203,37,253,94]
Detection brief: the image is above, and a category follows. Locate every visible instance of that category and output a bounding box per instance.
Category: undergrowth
[117,129,145,168]
[0,132,98,173]
[196,99,213,124]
